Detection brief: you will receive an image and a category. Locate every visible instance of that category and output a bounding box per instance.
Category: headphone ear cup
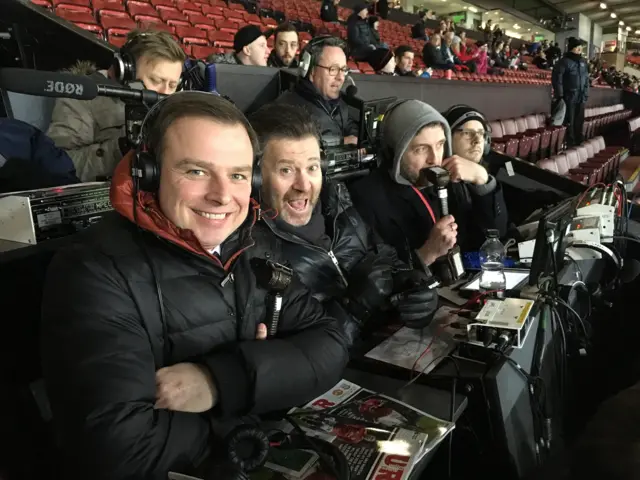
[299,49,312,78]
[136,151,160,193]
[251,156,262,195]
[225,426,270,473]
[484,131,491,156]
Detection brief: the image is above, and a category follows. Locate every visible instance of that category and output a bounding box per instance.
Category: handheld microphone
[419,166,465,286]
[0,67,98,100]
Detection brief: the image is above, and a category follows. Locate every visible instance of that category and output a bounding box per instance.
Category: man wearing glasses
[349,101,507,267]
[276,36,359,147]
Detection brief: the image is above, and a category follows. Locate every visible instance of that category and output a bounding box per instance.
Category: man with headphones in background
[349,100,508,267]
[46,28,185,183]
[276,36,359,147]
[40,92,349,479]
[249,103,438,343]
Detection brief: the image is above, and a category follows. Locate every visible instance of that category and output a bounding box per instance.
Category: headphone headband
[299,35,347,78]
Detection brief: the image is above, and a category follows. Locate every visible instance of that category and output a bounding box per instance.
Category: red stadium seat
[138,19,175,34]
[174,25,208,45]
[55,7,96,24]
[208,30,234,48]
[128,1,159,19]
[216,18,239,33]
[31,0,53,9]
[101,13,136,33]
[191,45,221,60]
[93,0,125,13]
[176,0,201,13]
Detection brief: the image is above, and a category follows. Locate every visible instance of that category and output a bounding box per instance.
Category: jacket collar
[268,50,299,68]
[109,152,260,270]
[295,79,338,111]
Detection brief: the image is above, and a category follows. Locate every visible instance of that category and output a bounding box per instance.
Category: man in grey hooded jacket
[348,99,508,266]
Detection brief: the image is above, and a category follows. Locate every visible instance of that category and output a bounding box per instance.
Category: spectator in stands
[368,16,388,48]
[552,37,589,147]
[483,19,493,43]
[347,4,377,61]
[490,40,509,69]
[368,0,388,19]
[320,0,340,23]
[443,104,489,165]
[348,100,507,265]
[474,42,489,74]
[368,48,396,75]
[438,19,448,36]
[46,29,184,183]
[546,42,561,66]
[276,36,358,146]
[211,25,269,66]
[423,34,454,70]
[426,10,436,19]
[442,31,474,72]
[40,92,348,480]
[532,50,549,69]
[249,104,438,343]
[451,30,466,56]
[267,22,299,68]
[411,11,428,40]
[394,45,425,77]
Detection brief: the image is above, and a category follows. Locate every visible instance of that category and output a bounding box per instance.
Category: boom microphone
[0,67,167,105]
[0,67,98,100]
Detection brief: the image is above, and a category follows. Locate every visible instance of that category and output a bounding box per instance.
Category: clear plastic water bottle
[479,229,506,297]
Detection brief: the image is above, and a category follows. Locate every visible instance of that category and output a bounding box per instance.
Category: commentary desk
[349,258,602,480]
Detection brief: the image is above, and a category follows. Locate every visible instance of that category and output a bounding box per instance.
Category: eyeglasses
[457,129,486,140]
[316,65,350,76]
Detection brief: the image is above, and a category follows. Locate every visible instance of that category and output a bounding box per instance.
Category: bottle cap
[485,229,499,238]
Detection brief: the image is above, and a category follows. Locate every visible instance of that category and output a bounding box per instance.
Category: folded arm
[41,248,211,480]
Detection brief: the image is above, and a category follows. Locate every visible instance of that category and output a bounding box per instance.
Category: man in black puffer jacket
[552,37,589,147]
[40,93,349,480]
[249,103,438,344]
[347,4,377,61]
[277,36,359,147]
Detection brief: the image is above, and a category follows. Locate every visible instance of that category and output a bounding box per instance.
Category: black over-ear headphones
[205,424,351,480]
[113,33,150,83]
[442,104,492,156]
[299,35,347,79]
[132,91,262,194]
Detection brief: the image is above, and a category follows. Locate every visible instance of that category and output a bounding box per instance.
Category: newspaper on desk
[168,380,454,480]
[364,306,462,375]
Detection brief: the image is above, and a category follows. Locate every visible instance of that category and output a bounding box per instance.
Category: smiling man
[250,103,439,344]
[40,92,348,480]
[276,36,359,146]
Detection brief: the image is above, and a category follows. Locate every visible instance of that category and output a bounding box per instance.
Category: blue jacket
[0,118,80,192]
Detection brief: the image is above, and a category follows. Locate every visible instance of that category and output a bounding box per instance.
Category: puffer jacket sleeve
[46,97,124,182]
[201,277,349,417]
[41,246,212,480]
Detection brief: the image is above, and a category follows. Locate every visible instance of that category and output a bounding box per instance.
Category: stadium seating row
[489,104,631,162]
[31,0,554,84]
[538,136,626,185]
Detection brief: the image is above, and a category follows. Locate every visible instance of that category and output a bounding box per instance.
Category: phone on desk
[458,269,530,297]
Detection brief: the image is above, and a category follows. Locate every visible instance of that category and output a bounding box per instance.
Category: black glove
[390,269,438,329]
[343,253,394,321]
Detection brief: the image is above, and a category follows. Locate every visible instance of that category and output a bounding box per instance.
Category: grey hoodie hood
[381,99,452,186]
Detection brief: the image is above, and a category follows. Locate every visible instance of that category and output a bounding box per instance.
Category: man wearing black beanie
[552,37,589,147]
